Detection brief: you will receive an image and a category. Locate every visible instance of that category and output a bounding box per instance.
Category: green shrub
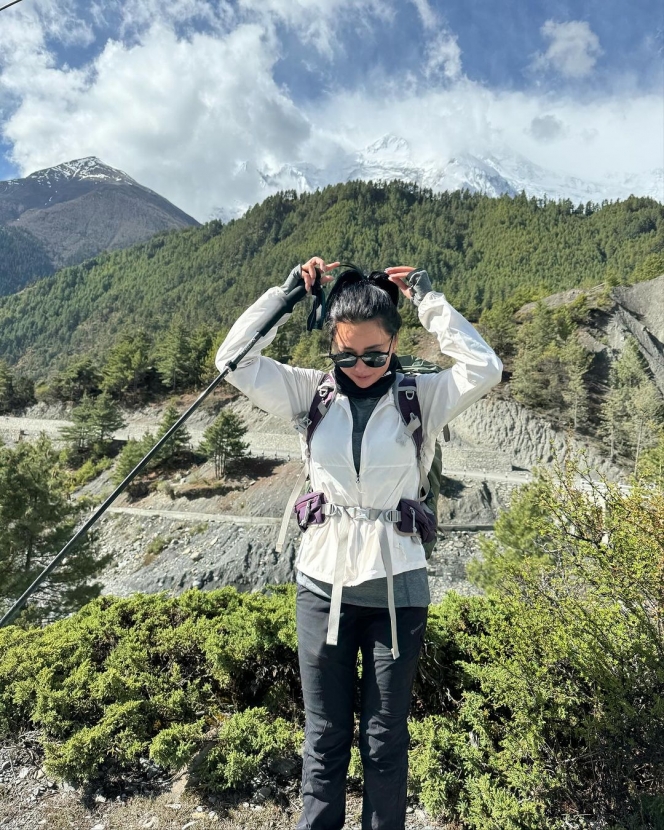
[196,708,303,791]
[0,586,301,787]
[65,455,113,491]
[1,462,663,825]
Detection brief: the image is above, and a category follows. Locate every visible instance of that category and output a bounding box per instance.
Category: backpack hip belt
[293,491,436,542]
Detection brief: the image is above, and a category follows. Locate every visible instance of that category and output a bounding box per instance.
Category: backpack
[395,355,449,558]
[275,355,450,558]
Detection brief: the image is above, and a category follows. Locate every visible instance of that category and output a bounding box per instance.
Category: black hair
[325,267,402,340]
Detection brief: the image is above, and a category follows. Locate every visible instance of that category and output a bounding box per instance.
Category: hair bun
[367,271,400,307]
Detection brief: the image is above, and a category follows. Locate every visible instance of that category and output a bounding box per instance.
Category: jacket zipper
[354,395,393,497]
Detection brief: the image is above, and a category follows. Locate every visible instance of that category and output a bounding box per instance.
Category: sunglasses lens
[331,353,358,368]
[362,353,389,367]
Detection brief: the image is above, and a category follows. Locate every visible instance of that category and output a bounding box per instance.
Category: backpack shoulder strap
[305,372,336,457]
[276,373,336,553]
[394,373,423,457]
[393,373,428,500]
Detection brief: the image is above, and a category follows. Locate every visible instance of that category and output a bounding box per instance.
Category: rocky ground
[0,730,450,830]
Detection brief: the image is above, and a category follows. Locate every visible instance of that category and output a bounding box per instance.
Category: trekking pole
[0,280,311,628]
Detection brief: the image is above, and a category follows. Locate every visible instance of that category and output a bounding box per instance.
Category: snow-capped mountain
[19,156,140,190]
[216,135,663,220]
[0,157,199,293]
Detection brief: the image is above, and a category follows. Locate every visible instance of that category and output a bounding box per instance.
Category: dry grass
[0,784,448,830]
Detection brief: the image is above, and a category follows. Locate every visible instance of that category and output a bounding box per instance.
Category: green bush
[197,708,303,791]
[1,463,663,825]
[0,586,301,787]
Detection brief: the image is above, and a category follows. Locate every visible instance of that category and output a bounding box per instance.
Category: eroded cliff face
[448,395,623,479]
[611,275,664,398]
[499,272,664,479]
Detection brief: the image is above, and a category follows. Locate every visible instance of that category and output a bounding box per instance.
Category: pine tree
[61,393,97,454]
[290,330,329,370]
[599,385,627,461]
[200,411,249,477]
[189,325,214,388]
[615,339,647,391]
[478,302,518,358]
[0,436,111,624]
[11,374,35,411]
[631,381,662,473]
[560,334,591,432]
[113,434,154,485]
[50,357,102,402]
[155,321,193,391]
[90,392,126,450]
[102,330,152,400]
[155,401,191,465]
[511,302,563,410]
[0,361,12,414]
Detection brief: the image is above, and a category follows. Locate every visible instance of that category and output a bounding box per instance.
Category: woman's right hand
[301,257,340,293]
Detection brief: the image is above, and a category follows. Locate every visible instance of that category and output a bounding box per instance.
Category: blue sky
[0,0,661,217]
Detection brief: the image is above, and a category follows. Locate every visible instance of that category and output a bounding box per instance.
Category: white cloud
[409,0,438,31]
[532,20,603,78]
[0,4,660,221]
[2,22,311,219]
[424,31,462,80]
[0,0,93,57]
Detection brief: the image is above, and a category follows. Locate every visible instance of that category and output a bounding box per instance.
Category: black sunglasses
[328,335,394,368]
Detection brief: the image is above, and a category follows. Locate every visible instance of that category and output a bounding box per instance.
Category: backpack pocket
[396,498,437,544]
[293,491,327,531]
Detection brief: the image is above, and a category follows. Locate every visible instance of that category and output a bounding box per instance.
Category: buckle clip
[294,414,312,433]
[346,506,372,520]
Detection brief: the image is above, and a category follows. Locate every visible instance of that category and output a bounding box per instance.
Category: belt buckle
[347,506,371,520]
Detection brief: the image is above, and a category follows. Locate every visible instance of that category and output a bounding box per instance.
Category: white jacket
[215,285,503,657]
[216,288,503,659]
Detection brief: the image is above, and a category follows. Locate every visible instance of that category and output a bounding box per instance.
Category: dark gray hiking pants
[295,583,428,830]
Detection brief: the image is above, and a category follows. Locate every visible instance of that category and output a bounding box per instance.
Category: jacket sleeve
[215,286,322,421]
[413,292,503,438]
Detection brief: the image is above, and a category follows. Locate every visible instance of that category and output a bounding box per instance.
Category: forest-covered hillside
[0,226,54,296]
[0,181,662,375]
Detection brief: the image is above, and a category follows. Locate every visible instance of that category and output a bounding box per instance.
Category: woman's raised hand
[301,257,341,293]
[385,266,417,300]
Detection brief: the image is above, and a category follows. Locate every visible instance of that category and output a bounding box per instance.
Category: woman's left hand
[385,266,417,300]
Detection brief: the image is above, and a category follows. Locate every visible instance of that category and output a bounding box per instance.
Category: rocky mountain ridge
[0,157,199,294]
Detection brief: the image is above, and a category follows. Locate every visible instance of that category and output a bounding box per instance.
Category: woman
[215,257,502,830]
